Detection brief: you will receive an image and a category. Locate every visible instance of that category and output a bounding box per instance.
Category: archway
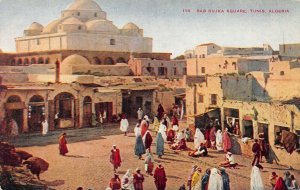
[5,95,24,134]
[104,57,114,65]
[54,92,75,129]
[24,58,29,65]
[38,57,44,64]
[92,57,101,65]
[83,96,92,127]
[45,58,50,64]
[17,58,22,65]
[10,59,16,66]
[116,57,126,63]
[31,58,37,64]
[28,95,45,132]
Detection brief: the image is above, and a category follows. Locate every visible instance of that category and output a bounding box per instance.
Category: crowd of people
[54,103,298,190]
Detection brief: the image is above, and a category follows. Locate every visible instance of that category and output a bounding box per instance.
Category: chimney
[55,59,60,83]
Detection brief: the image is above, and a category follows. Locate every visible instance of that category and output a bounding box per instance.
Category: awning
[243,115,253,121]
[187,108,218,118]
[5,102,26,110]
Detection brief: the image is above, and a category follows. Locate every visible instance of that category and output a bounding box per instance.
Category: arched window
[83,96,92,103]
[78,26,82,30]
[7,95,21,103]
[17,58,22,65]
[29,95,44,102]
[31,58,37,64]
[92,57,101,65]
[38,57,44,64]
[280,71,284,76]
[77,12,80,16]
[104,57,114,65]
[24,58,29,65]
[45,58,50,64]
[116,57,126,63]
[10,59,16,66]
[94,12,97,17]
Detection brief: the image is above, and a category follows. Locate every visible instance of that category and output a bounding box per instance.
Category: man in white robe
[216,129,224,151]
[251,165,264,190]
[158,122,167,141]
[208,168,223,190]
[41,118,48,136]
[194,128,205,149]
[120,116,129,136]
[137,108,144,120]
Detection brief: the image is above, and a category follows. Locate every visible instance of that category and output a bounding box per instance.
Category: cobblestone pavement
[4,120,299,190]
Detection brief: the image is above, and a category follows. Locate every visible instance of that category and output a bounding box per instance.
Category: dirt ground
[8,121,299,190]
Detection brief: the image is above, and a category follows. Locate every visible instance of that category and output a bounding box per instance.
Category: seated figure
[188,143,208,157]
[218,152,237,168]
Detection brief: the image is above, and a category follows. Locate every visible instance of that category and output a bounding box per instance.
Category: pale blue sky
[0,0,299,57]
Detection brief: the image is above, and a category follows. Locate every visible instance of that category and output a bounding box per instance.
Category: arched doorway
[54,92,75,129]
[31,58,37,64]
[38,57,44,64]
[116,57,126,63]
[24,58,29,65]
[92,57,101,65]
[83,96,92,127]
[5,95,25,134]
[45,58,50,64]
[104,57,114,65]
[17,58,23,65]
[28,95,45,132]
[10,59,16,66]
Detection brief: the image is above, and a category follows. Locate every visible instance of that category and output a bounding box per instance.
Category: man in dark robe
[157,104,165,120]
[109,173,121,190]
[251,139,261,166]
[220,167,230,190]
[167,129,175,143]
[154,164,167,190]
[201,168,210,190]
[172,115,179,126]
[110,145,121,171]
[58,133,68,156]
[133,168,145,190]
[143,131,153,151]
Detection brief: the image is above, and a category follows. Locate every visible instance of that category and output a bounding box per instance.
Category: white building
[15,0,152,53]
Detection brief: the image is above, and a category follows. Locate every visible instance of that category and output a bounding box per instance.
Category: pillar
[48,100,55,130]
[23,107,28,133]
[74,99,80,128]
[220,108,225,130]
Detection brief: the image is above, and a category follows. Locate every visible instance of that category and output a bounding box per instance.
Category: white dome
[42,19,64,34]
[62,17,84,25]
[27,22,44,31]
[66,0,102,11]
[61,54,90,74]
[86,19,119,33]
[122,22,139,30]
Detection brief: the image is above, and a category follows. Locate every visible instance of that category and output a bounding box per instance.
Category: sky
[0,0,299,57]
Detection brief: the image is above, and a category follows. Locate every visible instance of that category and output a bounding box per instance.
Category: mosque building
[0,0,186,134]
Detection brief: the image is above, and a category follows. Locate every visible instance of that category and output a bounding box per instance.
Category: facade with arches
[0,83,122,134]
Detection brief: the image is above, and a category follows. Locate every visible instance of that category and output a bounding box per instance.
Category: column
[23,107,29,133]
[74,99,80,128]
[48,100,55,130]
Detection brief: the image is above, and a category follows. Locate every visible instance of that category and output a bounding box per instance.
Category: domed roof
[61,54,90,74]
[62,54,90,65]
[86,19,119,33]
[27,22,44,31]
[42,19,64,34]
[66,0,102,11]
[122,22,139,30]
[62,17,84,25]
